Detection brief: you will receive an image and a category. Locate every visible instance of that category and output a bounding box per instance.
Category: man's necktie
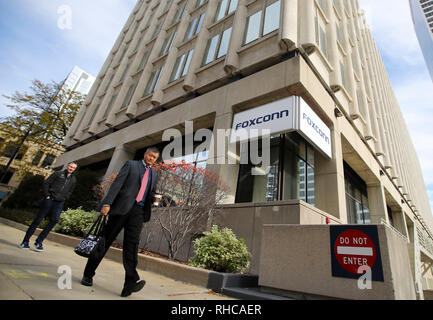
[136,166,150,203]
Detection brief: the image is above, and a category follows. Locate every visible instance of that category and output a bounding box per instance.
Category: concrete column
[152,1,190,106]
[366,183,388,225]
[126,2,169,117]
[324,0,343,93]
[298,0,316,52]
[88,70,120,135]
[314,127,347,222]
[407,220,425,300]
[224,0,247,74]
[103,145,135,181]
[279,0,298,51]
[205,110,239,204]
[183,0,219,92]
[360,25,391,170]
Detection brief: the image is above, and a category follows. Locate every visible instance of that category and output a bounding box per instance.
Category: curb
[0,217,212,288]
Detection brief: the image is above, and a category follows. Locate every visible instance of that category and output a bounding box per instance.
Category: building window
[344,162,371,224]
[151,19,164,40]
[41,154,56,168]
[315,12,328,58]
[170,49,194,82]
[196,0,208,8]
[103,94,117,119]
[0,165,15,184]
[243,0,280,45]
[137,48,151,71]
[143,65,164,96]
[235,132,315,205]
[184,13,205,41]
[214,0,238,22]
[202,27,232,65]
[171,0,188,25]
[159,31,177,56]
[14,146,28,161]
[32,151,44,166]
[121,82,138,109]
[87,103,101,127]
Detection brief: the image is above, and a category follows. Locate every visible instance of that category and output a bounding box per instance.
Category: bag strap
[95,215,107,236]
[87,215,102,236]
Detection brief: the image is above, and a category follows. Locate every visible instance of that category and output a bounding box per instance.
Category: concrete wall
[210,201,339,274]
[259,224,416,300]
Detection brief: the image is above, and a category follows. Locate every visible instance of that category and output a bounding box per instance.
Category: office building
[410,0,433,80]
[56,0,433,299]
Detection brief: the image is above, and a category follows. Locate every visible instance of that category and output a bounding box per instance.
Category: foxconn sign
[231,96,332,159]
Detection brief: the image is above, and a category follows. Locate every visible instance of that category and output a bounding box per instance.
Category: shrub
[65,169,102,211]
[189,225,251,274]
[53,207,99,237]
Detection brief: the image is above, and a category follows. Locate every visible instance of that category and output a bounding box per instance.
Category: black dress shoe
[120,280,146,297]
[81,276,93,287]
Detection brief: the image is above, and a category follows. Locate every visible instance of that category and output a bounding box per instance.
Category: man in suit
[81,147,160,297]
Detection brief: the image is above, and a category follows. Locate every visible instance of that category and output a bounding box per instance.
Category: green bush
[65,169,102,212]
[53,207,99,237]
[189,225,251,274]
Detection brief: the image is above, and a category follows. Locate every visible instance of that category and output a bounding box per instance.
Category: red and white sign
[333,229,377,275]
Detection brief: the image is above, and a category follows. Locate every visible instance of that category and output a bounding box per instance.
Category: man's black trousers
[83,204,144,286]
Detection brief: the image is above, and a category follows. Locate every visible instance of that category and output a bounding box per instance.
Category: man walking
[81,147,160,297]
[20,162,78,251]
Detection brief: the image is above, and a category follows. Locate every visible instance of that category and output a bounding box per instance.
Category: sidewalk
[0,221,234,300]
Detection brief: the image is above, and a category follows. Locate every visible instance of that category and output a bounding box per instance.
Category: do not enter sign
[334,229,376,274]
[330,226,384,281]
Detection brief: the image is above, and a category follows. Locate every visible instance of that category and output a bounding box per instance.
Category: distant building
[61,66,96,95]
[0,124,64,202]
[410,0,433,80]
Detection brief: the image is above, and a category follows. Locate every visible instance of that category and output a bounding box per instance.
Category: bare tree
[152,161,229,261]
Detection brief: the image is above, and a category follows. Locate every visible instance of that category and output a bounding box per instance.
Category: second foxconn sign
[330,225,384,281]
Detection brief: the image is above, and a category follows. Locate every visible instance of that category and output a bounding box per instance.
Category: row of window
[0,140,56,168]
[81,0,282,128]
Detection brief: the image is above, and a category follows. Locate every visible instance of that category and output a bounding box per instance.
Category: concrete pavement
[0,222,234,300]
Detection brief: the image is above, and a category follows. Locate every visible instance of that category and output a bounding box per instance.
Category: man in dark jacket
[20,162,78,251]
[81,147,160,297]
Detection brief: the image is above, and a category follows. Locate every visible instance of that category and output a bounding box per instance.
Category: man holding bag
[81,147,160,297]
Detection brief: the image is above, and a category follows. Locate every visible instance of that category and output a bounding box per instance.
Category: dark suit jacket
[99,160,158,222]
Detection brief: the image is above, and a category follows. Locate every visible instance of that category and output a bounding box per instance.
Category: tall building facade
[410,0,433,80]
[57,0,433,298]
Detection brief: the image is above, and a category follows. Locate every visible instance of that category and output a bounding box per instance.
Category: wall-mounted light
[334,107,343,118]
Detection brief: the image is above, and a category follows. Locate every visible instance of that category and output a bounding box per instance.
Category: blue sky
[1,0,432,220]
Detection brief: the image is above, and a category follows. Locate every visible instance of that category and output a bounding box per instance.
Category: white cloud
[360,0,424,66]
